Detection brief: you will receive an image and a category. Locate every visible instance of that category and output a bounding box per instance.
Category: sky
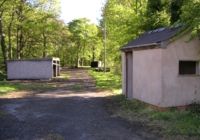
[60,0,106,25]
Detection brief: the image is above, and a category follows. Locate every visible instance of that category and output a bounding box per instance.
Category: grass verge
[90,70,200,138]
[0,81,56,95]
[107,94,200,138]
[89,69,121,93]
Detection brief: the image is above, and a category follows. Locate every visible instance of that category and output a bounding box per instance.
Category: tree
[101,0,147,73]
[170,0,185,24]
[0,0,9,69]
[142,0,170,30]
[181,0,200,37]
[68,18,101,67]
[0,0,70,70]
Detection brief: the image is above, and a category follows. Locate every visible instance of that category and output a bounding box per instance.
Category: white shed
[7,57,60,80]
[121,27,200,107]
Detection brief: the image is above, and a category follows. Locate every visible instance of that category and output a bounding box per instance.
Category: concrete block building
[121,26,200,107]
[7,57,60,80]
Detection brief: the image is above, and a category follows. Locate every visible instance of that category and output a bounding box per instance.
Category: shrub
[0,71,6,81]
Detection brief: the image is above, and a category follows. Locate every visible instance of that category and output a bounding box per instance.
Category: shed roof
[121,26,183,51]
[7,57,60,62]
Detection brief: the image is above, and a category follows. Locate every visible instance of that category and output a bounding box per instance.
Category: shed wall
[121,52,126,95]
[7,61,53,79]
[161,35,200,107]
[132,48,163,106]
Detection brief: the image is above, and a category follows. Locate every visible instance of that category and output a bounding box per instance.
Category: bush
[0,71,6,81]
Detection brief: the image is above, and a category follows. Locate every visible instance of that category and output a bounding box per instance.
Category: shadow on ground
[0,68,159,140]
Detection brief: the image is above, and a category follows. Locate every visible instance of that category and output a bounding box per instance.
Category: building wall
[121,52,126,95]
[132,48,163,106]
[7,60,53,80]
[161,35,200,107]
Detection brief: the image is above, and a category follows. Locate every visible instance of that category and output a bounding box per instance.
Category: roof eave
[120,43,160,52]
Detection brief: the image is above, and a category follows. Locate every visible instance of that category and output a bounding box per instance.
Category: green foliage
[0,70,6,81]
[170,0,185,24]
[143,10,170,30]
[102,0,147,71]
[188,102,200,114]
[101,0,199,74]
[0,82,20,95]
[68,18,102,67]
[1,0,199,74]
[181,0,200,36]
[143,0,170,30]
[0,0,71,67]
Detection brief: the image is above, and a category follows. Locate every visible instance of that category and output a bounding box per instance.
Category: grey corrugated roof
[122,26,183,50]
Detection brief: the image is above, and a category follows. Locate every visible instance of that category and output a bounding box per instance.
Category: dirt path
[0,68,158,140]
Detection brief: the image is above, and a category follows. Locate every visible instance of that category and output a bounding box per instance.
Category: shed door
[126,52,133,98]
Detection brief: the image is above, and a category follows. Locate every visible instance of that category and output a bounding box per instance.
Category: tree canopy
[0,0,199,74]
[101,0,200,73]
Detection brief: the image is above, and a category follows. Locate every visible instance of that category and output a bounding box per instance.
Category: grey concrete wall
[132,48,163,106]
[161,34,200,107]
[7,60,53,80]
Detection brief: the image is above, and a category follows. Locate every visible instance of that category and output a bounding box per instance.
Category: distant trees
[0,0,103,70]
[101,0,147,73]
[1,0,199,73]
[0,0,68,70]
[68,18,102,67]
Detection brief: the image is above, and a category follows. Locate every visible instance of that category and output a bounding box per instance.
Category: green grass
[90,69,200,137]
[0,81,56,95]
[0,82,19,95]
[89,70,121,93]
[107,95,200,137]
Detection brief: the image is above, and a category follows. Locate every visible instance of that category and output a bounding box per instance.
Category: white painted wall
[122,34,200,107]
[132,48,163,106]
[121,52,126,95]
[7,60,53,80]
[161,34,200,107]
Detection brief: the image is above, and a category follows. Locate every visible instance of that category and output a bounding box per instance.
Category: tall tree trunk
[16,28,20,59]
[81,45,85,66]
[92,45,95,61]
[8,10,15,60]
[0,0,8,70]
[16,29,24,59]
[16,0,25,59]
[17,29,23,59]
[0,12,7,70]
[42,31,47,58]
[76,45,80,68]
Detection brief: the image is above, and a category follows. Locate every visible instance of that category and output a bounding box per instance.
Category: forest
[0,0,199,75]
